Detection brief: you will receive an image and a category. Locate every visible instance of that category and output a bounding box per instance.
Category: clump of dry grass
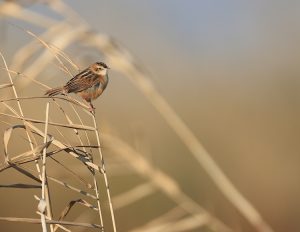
[0,1,275,232]
[0,49,116,231]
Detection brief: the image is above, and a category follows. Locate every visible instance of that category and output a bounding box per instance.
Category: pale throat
[98,69,107,76]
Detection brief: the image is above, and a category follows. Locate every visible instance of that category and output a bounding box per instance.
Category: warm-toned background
[0,1,300,232]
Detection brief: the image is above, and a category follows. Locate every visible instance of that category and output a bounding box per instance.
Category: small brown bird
[45,62,110,112]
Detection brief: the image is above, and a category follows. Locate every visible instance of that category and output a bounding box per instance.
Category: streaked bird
[45,62,110,112]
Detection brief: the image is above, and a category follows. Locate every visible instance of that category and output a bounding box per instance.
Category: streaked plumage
[45,62,109,112]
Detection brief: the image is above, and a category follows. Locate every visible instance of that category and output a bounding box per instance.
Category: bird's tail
[45,87,65,97]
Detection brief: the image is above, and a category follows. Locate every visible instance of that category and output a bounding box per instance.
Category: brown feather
[45,87,64,96]
[64,69,100,93]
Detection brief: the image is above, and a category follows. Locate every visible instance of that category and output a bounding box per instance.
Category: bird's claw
[89,103,95,114]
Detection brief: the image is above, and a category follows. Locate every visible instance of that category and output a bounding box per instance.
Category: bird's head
[91,62,110,76]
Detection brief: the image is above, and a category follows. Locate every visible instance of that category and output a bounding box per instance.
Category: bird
[45,62,110,113]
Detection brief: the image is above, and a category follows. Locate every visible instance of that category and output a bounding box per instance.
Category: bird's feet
[88,103,96,114]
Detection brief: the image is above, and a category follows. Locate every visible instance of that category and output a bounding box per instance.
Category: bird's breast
[78,74,108,102]
[78,82,105,102]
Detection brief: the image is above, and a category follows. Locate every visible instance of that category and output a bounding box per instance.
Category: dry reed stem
[46,175,97,199]
[133,214,209,232]
[102,133,232,232]
[0,217,102,229]
[92,115,117,232]
[1,112,96,131]
[131,206,186,232]
[53,198,99,232]
[39,212,70,232]
[40,102,50,232]
[0,96,90,110]
[21,26,86,82]
[10,22,74,73]
[1,100,102,172]
[0,2,55,27]
[1,51,49,229]
[113,182,155,210]
[65,104,105,228]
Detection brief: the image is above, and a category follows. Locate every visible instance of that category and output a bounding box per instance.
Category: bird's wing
[64,68,100,93]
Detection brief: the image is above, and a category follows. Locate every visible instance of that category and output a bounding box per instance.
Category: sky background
[1,1,300,231]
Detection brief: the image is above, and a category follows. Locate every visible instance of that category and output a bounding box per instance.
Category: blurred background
[0,1,300,232]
